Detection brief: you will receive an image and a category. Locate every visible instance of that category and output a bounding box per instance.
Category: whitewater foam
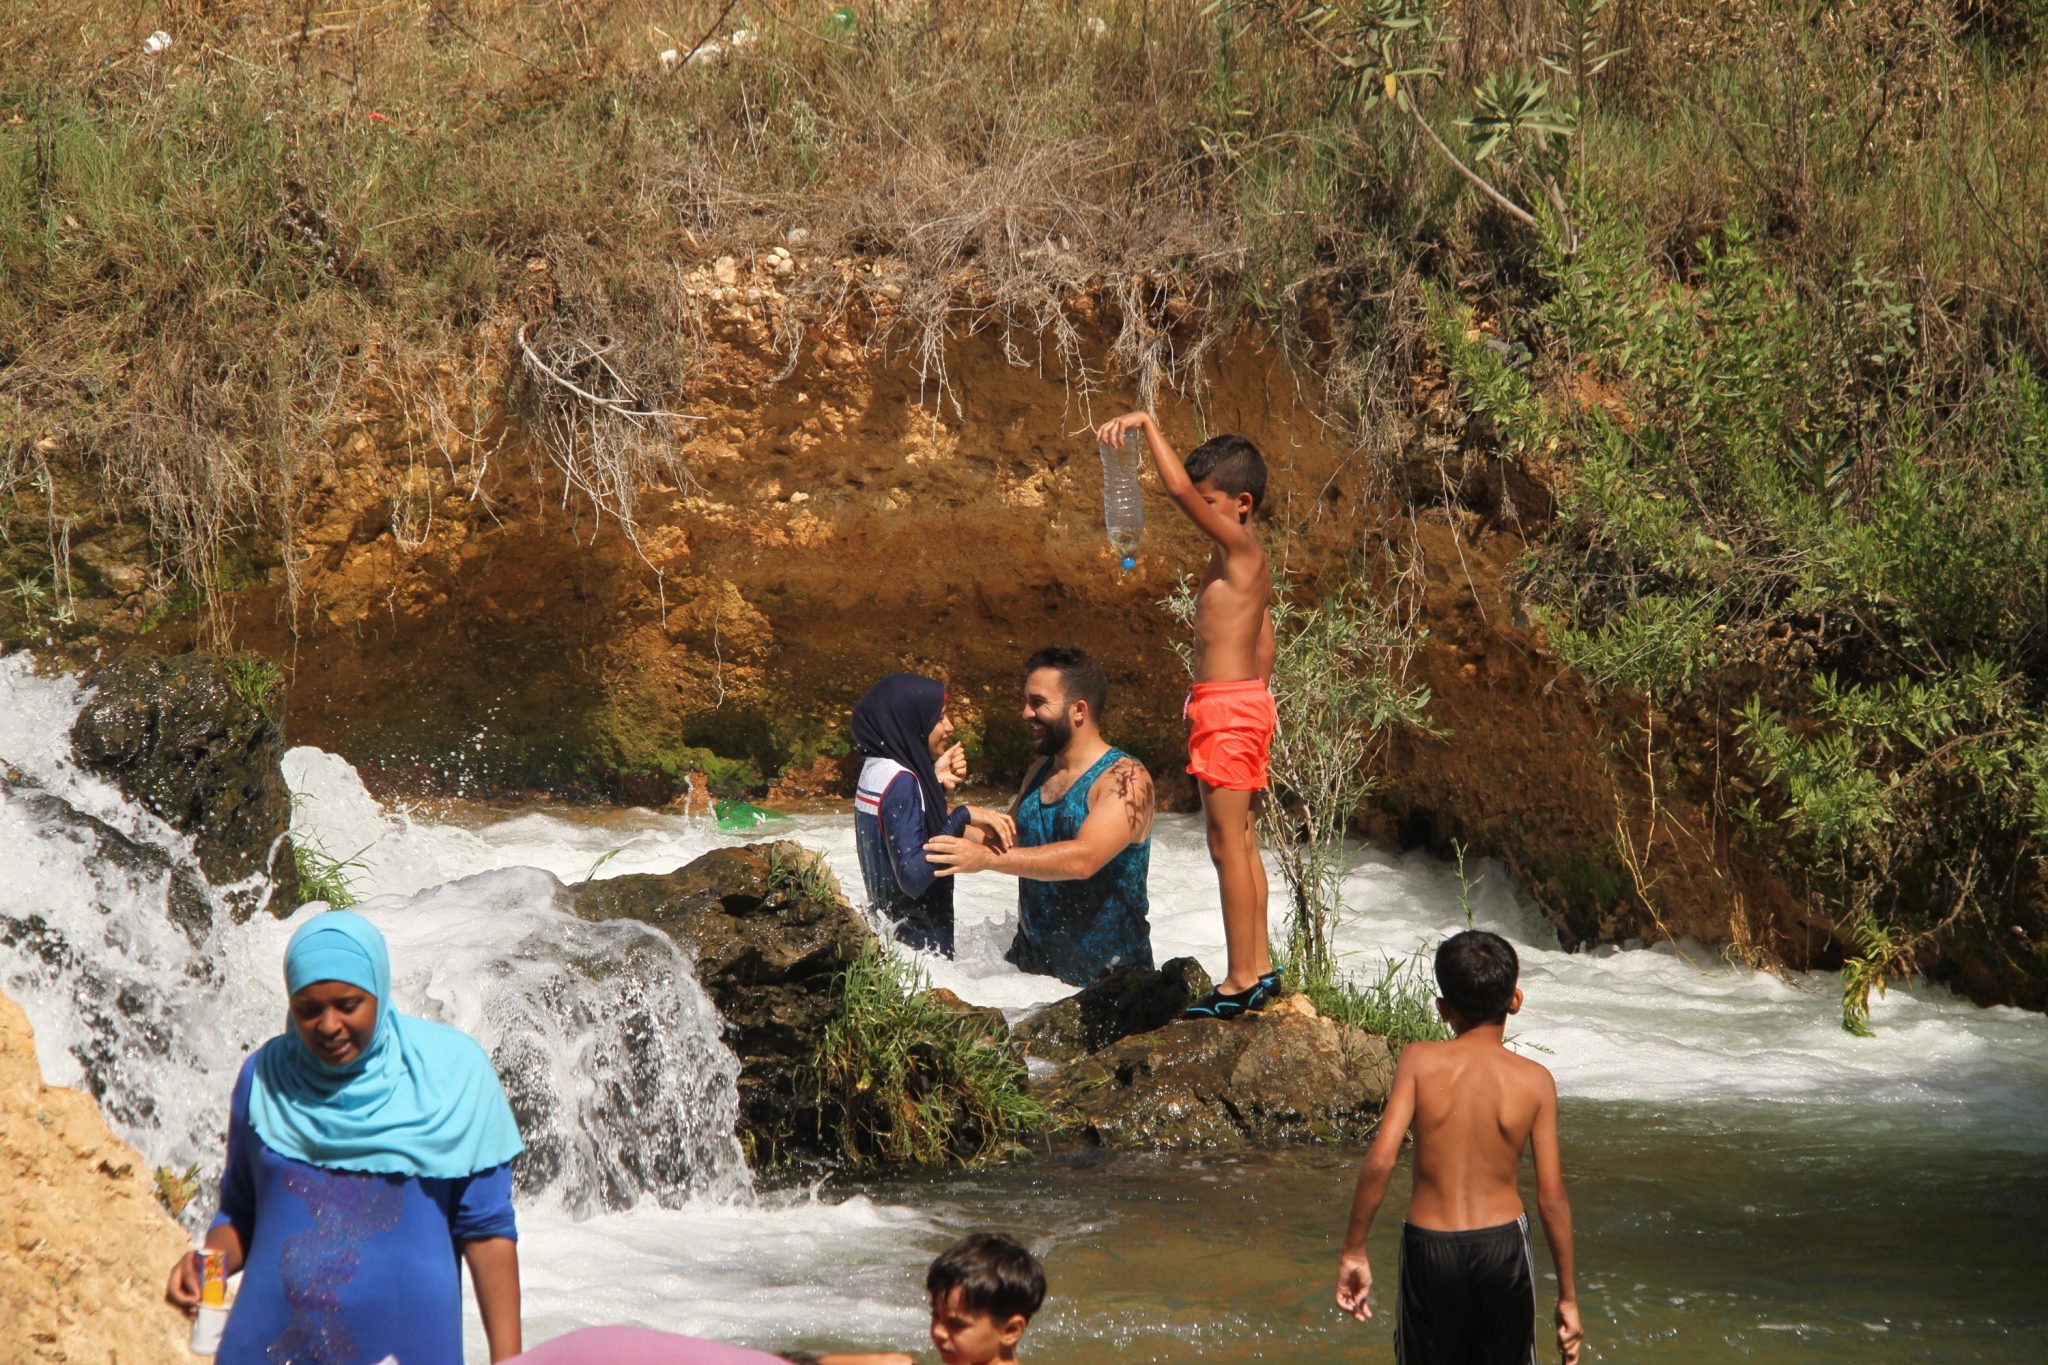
[282,738,2048,1122]
[0,658,749,1223]
[8,654,2048,1360]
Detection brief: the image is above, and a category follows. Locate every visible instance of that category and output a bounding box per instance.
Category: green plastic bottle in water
[715,797,788,831]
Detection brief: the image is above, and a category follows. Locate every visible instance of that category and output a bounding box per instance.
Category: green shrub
[1297,949,1452,1052]
[224,651,282,723]
[813,941,1048,1168]
[766,844,840,905]
[1477,195,2048,1028]
[152,1162,202,1220]
[291,838,362,910]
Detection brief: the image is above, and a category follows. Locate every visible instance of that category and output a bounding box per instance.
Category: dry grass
[2,1,2045,648]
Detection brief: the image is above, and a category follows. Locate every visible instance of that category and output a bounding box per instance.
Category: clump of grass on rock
[814,941,1048,1168]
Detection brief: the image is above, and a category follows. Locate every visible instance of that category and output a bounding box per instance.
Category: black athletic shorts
[1394,1216,1537,1365]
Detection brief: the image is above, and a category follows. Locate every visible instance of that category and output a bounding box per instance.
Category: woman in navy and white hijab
[850,673,1014,957]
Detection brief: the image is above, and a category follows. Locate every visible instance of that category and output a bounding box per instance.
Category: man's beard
[1031,712,1072,756]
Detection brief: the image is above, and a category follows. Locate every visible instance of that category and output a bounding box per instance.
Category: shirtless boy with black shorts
[1334,930,1584,1364]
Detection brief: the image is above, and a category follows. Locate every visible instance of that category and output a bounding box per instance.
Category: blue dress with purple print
[211,1055,516,1365]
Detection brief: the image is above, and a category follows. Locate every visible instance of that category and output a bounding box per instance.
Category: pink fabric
[510,1327,790,1365]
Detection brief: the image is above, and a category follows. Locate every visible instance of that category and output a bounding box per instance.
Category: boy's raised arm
[1096,412,1260,558]
[1335,1051,1417,1321]
[1530,1070,1583,1365]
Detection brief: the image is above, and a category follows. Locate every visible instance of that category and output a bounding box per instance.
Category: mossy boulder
[563,842,873,1167]
[69,651,293,922]
[1034,995,1394,1150]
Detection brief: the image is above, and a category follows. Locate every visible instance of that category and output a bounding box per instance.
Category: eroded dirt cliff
[221,255,1374,805]
[33,251,1827,977]
[1,991,191,1363]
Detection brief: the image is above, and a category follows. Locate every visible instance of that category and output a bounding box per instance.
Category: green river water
[847,1100,2048,1363]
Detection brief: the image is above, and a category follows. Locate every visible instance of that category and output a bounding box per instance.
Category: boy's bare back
[1400,1034,1559,1231]
[1336,931,1581,1364]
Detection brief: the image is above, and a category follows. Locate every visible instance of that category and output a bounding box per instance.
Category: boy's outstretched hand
[1556,1300,1584,1363]
[1334,1252,1373,1321]
[1095,411,1154,449]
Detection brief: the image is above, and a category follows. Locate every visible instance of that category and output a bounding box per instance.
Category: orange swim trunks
[1184,678,1278,792]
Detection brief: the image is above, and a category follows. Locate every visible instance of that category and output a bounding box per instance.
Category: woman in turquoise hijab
[165,910,527,1363]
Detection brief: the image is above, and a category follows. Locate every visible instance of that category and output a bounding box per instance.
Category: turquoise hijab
[248,911,525,1179]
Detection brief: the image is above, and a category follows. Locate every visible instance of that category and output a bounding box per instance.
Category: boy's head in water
[926,1232,1046,1365]
[1183,434,1267,524]
[1434,929,1523,1031]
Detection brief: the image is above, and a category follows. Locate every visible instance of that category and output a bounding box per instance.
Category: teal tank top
[1005,747,1154,987]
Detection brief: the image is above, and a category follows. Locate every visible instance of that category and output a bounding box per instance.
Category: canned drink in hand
[199,1247,226,1307]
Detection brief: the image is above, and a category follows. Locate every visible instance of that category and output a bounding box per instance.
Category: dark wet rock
[1010,957,1213,1065]
[563,841,873,1167]
[1,784,213,947]
[68,651,291,920]
[1034,996,1393,1150]
[0,776,216,1129]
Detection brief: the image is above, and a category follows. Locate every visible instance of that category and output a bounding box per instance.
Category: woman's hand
[935,742,968,792]
[164,1250,202,1316]
[966,806,1016,853]
[165,1228,244,1317]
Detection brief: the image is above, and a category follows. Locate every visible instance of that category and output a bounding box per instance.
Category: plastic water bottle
[1098,428,1145,572]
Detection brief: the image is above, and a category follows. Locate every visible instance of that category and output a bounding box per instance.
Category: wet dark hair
[1435,930,1520,1024]
[926,1231,1047,1323]
[1184,434,1267,514]
[1025,645,1108,722]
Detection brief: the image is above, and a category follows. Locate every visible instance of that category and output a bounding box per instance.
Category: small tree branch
[1398,88,1539,231]
[1541,174,1579,256]
[684,0,743,64]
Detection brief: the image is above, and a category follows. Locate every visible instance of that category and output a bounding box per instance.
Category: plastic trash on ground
[714,798,788,831]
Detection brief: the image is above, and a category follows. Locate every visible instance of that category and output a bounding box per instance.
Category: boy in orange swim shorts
[1097,413,1278,1019]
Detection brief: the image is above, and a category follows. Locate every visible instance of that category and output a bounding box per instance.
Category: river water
[3,657,2044,1362]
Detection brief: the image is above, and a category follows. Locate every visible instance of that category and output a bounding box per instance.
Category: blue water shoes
[1183,973,1282,1020]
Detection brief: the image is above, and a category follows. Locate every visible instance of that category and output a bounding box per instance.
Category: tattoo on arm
[1109,759,1154,838]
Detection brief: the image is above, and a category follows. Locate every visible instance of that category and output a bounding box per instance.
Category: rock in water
[1036,995,1394,1150]
[564,842,872,1167]
[1011,956,1213,1064]
[69,651,293,921]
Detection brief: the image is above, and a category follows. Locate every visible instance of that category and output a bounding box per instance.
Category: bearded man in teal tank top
[924,647,1155,987]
